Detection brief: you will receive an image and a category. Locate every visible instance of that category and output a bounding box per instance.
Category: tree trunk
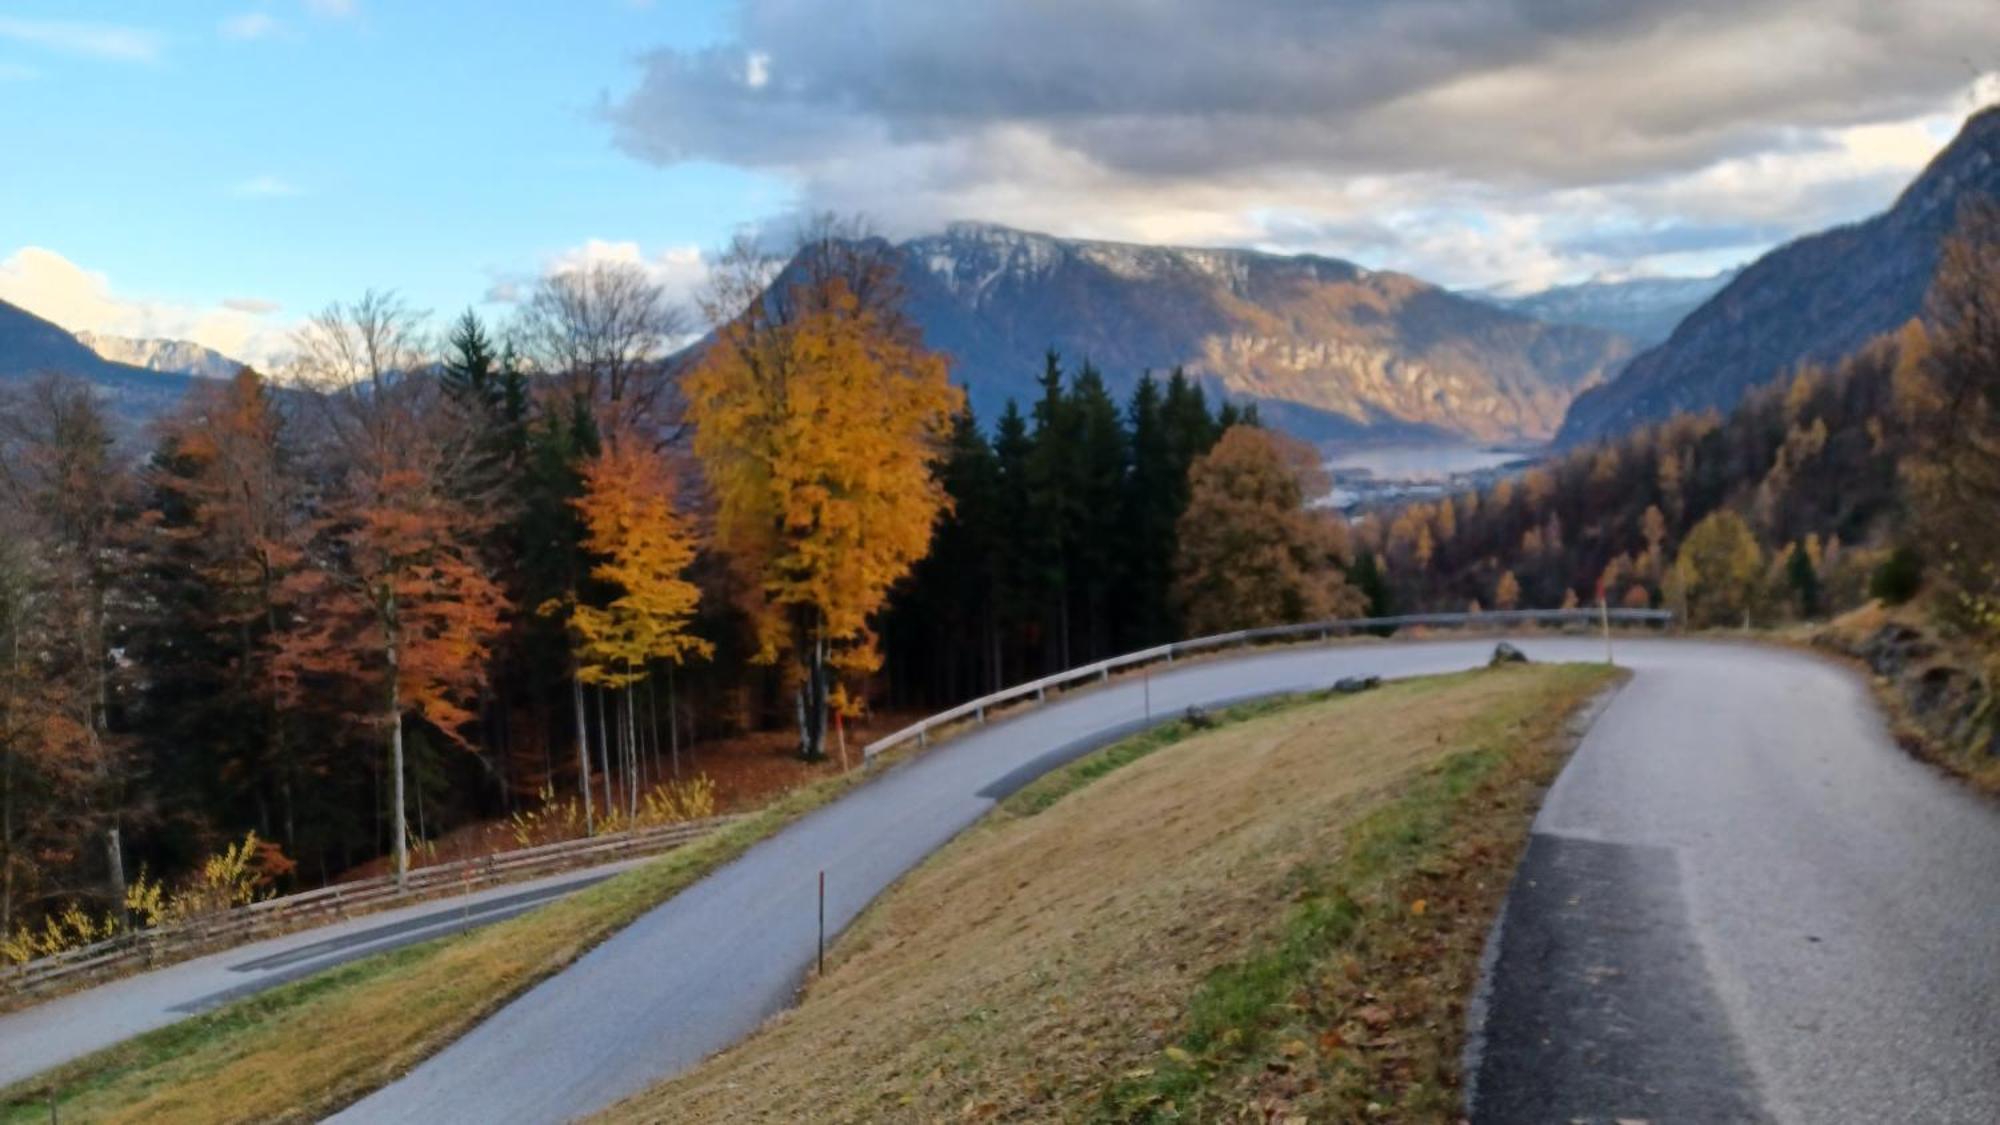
[387,623,408,889]
[595,686,613,818]
[667,664,681,779]
[2,742,14,937]
[624,679,639,819]
[571,668,593,835]
[798,627,829,762]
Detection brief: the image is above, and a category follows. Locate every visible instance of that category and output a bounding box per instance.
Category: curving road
[336,637,2000,1124]
[0,859,644,1089]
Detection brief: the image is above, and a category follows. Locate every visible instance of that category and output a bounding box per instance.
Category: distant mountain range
[897,223,1634,443]
[1473,270,1738,346]
[75,331,244,380]
[1558,104,2000,445]
[0,299,194,429]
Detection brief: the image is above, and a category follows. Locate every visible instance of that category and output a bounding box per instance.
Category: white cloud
[0,17,162,62]
[489,238,709,310]
[230,174,302,199]
[605,0,2000,287]
[220,12,282,41]
[0,246,293,368]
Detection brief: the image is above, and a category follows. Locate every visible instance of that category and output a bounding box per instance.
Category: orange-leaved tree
[688,222,960,761]
[571,435,710,817]
[1173,425,1363,635]
[284,292,511,885]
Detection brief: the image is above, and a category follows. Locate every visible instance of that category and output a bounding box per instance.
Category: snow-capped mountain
[893,222,1636,443]
[1472,270,1738,346]
[75,332,245,380]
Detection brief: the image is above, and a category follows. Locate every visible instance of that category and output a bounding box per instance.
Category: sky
[1,1,1997,367]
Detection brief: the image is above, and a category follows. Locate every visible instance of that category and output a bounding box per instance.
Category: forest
[4,200,1995,961]
[0,222,1343,955]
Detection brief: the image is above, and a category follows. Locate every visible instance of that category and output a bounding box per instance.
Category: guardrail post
[1098,666,1108,683]
[975,703,985,724]
[1036,685,1045,702]
[917,726,928,749]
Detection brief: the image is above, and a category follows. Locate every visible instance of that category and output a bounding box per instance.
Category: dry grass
[0,766,881,1125]
[599,662,1620,1124]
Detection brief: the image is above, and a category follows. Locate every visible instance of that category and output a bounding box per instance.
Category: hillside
[603,666,1617,1122]
[897,224,1635,443]
[1557,105,2000,445]
[0,299,194,430]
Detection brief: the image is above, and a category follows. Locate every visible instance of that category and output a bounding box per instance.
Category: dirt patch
[598,663,1618,1123]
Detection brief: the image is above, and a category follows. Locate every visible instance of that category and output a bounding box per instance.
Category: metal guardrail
[863,607,1673,761]
[1,815,738,995]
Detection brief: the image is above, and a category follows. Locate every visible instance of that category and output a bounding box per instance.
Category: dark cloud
[600,0,1999,286]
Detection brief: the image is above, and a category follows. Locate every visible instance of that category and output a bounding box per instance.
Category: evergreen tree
[1120,373,1180,646]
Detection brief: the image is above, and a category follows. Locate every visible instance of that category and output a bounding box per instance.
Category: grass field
[599,661,1622,1123]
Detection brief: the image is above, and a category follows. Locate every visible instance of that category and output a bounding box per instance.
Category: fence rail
[863,607,1674,761]
[2,815,738,996]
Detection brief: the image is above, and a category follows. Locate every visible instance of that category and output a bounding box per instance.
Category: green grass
[1098,662,1622,1122]
[1000,694,1309,817]
[0,763,882,1125]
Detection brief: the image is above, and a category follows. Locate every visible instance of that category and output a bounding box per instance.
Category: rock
[1860,623,1932,677]
[1332,675,1381,694]
[1489,642,1530,666]
[1183,705,1215,730]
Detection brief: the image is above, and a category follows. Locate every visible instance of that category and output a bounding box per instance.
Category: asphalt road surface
[335,637,2000,1124]
[0,859,639,1089]
[1467,641,2000,1124]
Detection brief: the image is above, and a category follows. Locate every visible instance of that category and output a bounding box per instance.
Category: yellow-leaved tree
[1669,508,1764,627]
[688,221,961,761]
[571,435,711,816]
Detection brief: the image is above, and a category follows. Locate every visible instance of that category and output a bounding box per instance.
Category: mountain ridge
[1557,104,2000,445]
[895,222,1635,443]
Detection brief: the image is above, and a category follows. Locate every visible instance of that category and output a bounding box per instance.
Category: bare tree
[514,262,684,435]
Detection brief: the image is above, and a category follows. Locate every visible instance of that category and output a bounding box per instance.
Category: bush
[1869,546,1924,606]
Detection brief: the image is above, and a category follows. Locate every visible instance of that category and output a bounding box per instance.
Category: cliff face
[898,223,1634,443]
[1558,106,2000,446]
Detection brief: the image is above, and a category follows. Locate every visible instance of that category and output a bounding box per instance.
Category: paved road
[340,638,2000,1125]
[0,859,640,1089]
[1468,641,2000,1124]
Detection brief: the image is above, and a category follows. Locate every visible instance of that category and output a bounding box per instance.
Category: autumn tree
[286,292,511,884]
[1670,509,1764,627]
[1494,569,1522,611]
[1173,426,1363,635]
[516,261,683,436]
[689,219,960,760]
[132,368,311,854]
[0,376,127,924]
[1901,200,2000,639]
[570,436,710,815]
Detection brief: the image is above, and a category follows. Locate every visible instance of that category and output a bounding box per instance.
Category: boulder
[1183,705,1215,730]
[1489,642,1530,666]
[1332,675,1381,694]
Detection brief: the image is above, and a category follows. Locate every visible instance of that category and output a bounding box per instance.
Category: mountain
[76,331,244,380]
[0,299,195,430]
[895,223,1634,443]
[1476,269,1738,346]
[1558,105,2000,445]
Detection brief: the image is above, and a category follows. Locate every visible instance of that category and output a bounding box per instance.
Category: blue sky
[2,2,1995,365]
[1,1,783,358]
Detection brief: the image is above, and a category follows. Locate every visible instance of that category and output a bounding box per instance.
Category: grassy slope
[600,662,1621,1123]
[0,769,875,1125]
